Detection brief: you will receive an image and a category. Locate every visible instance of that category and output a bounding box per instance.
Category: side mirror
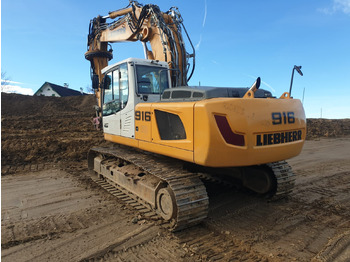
[295,65,303,76]
[92,74,99,90]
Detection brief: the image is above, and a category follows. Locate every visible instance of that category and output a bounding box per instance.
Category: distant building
[34,82,85,97]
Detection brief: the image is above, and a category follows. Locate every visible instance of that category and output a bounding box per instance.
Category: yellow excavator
[85,1,306,231]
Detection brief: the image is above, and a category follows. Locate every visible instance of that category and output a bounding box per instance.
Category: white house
[34,82,85,97]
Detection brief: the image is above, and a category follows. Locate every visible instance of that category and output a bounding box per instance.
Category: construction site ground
[2,93,350,261]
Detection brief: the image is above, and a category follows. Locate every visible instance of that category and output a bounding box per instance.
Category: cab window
[136,65,169,94]
[103,73,113,104]
[120,63,129,109]
[103,63,129,116]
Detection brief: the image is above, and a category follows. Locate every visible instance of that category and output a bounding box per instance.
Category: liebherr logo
[256,130,302,146]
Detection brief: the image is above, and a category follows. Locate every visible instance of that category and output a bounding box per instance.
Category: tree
[1,71,10,92]
[85,84,94,94]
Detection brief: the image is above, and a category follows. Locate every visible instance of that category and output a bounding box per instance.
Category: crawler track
[89,146,209,231]
[267,160,296,198]
[89,146,295,231]
[198,160,296,198]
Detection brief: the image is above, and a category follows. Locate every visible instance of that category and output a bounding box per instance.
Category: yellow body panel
[151,103,194,151]
[138,140,193,162]
[134,102,194,162]
[121,97,305,168]
[105,133,139,148]
[135,102,195,151]
[134,104,153,142]
[193,98,306,167]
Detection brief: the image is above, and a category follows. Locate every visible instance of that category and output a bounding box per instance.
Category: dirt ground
[2,93,350,261]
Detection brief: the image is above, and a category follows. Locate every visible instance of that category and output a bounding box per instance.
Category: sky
[1,0,350,119]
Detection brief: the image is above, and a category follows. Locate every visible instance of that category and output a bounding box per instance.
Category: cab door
[119,63,133,138]
[102,67,121,136]
[102,63,131,137]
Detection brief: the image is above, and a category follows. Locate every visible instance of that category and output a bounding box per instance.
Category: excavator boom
[85,1,195,108]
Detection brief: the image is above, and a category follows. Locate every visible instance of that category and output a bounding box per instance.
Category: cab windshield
[136,65,169,94]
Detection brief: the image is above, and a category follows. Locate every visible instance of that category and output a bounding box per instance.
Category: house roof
[34,82,86,97]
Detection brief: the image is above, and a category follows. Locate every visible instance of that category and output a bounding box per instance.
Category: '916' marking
[272,112,295,125]
[135,111,151,121]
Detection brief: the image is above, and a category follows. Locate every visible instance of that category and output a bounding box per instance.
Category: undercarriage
[88,146,295,231]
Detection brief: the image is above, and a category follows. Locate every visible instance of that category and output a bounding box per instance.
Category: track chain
[267,160,296,199]
[92,177,163,221]
[90,146,209,231]
[198,161,296,199]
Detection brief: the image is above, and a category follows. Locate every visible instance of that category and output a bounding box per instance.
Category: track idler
[156,187,177,220]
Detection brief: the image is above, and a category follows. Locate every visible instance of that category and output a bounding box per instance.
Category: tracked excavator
[85,1,306,231]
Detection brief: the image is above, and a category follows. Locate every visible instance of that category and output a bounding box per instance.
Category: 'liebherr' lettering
[256,130,302,146]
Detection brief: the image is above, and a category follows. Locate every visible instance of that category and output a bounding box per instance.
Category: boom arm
[85,1,195,104]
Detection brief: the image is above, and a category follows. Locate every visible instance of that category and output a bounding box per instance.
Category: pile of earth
[306,118,350,139]
[1,92,97,117]
[1,93,349,168]
[1,93,107,168]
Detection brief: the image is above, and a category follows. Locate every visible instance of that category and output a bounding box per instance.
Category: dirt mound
[306,118,350,139]
[1,93,97,117]
[1,93,107,169]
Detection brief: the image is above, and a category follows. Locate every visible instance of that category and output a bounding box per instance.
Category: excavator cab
[100,58,171,139]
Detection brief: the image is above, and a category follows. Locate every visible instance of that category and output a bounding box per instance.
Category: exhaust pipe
[249,77,261,93]
[243,77,261,98]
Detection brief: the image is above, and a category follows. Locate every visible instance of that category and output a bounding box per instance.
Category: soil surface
[2,93,350,261]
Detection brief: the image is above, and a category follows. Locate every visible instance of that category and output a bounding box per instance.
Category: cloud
[1,84,34,95]
[335,0,350,14]
[6,80,25,85]
[244,74,276,93]
[195,34,202,51]
[203,0,207,28]
[319,0,350,15]
[261,80,276,93]
[195,0,208,51]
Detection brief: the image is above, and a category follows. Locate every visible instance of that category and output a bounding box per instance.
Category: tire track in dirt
[81,227,185,262]
[1,170,122,249]
[1,168,189,262]
[313,230,350,262]
[174,225,266,261]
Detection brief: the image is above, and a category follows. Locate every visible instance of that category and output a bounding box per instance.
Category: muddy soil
[2,93,350,261]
